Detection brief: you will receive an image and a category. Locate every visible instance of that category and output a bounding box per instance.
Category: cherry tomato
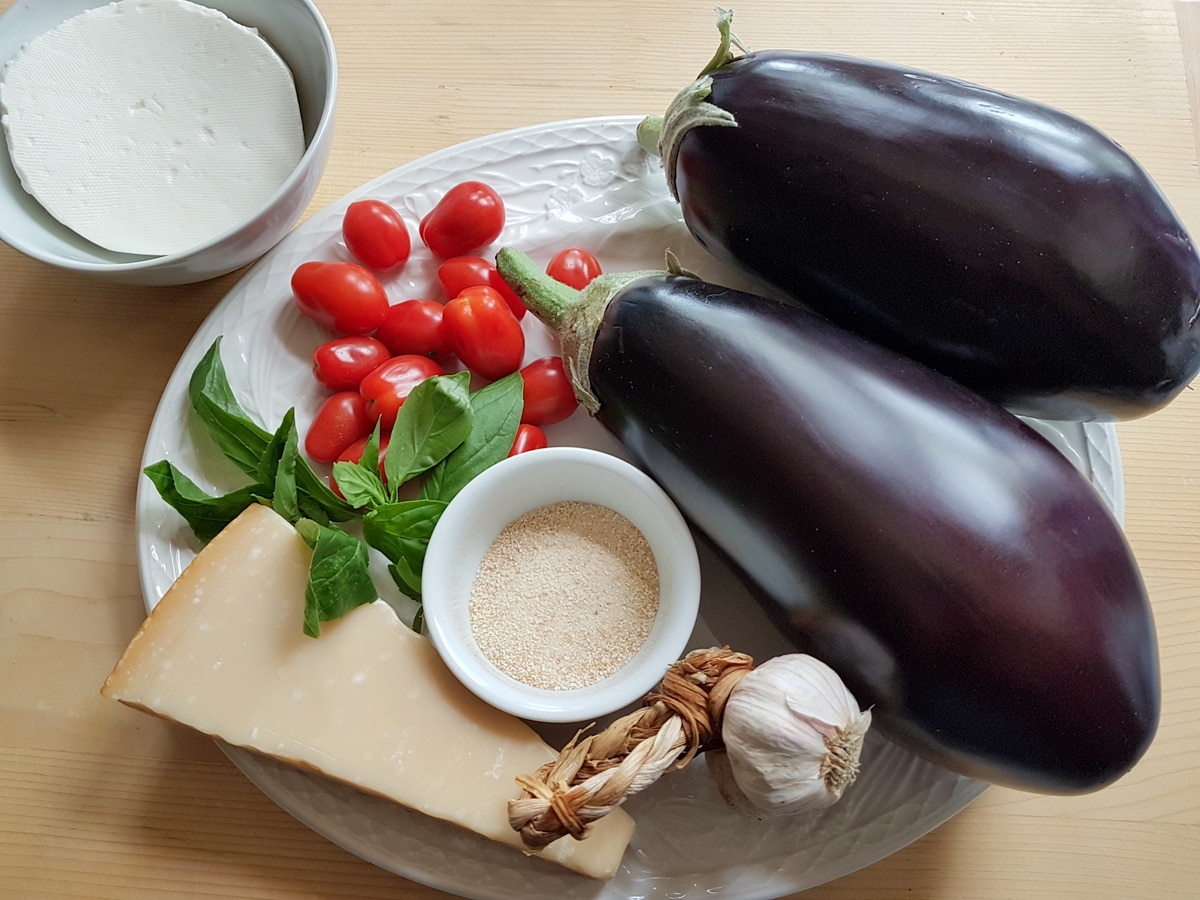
[519,356,579,425]
[305,391,374,464]
[546,247,603,290]
[419,181,505,259]
[312,335,391,391]
[292,261,390,335]
[441,286,526,381]
[342,199,412,271]
[375,299,455,361]
[508,423,548,457]
[437,255,527,320]
[358,355,445,430]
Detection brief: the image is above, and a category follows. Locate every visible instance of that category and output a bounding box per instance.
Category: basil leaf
[143,460,266,543]
[421,372,523,503]
[296,492,335,525]
[186,339,353,523]
[331,459,389,508]
[384,371,473,491]
[362,499,447,566]
[388,556,423,600]
[358,421,384,480]
[294,519,377,638]
[188,337,259,422]
[270,410,301,522]
[329,422,387,508]
[188,338,272,477]
[295,463,356,523]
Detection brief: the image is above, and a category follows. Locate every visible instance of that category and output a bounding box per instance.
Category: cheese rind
[102,503,634,879]
[0,0,305,255]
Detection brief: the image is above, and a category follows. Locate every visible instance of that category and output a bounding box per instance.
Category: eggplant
[496,247,1159,794]
[637,12,1200,421]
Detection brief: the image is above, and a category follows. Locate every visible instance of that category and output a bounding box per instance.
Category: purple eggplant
[497,247,1159,794]
[637,12,1200,421]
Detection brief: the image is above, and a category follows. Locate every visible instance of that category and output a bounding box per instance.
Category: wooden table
[3,0,1198,897]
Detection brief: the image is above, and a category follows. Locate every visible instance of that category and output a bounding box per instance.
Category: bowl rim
[0,0,338,272]
[421,446,703,724]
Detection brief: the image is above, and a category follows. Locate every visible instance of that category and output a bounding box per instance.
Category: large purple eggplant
[497,247,1159,794]
[637,12,1200,421]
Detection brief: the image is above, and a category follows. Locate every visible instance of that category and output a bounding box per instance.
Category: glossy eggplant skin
[589,275,1159,793]
[669,52,1200,421]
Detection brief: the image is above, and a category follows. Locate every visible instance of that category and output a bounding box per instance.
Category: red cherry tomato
[440,286,526,381]
[292,261,390,335]
[546,247,603,290]
[358,355,445,430]
[312,335,391,391]
[508,423,548,457]
[342,199,412,271]
[305,391,374,464]
[419,181,505,259]
[519,356,579,425]
[437,255,527,320]
[375,299,455,361]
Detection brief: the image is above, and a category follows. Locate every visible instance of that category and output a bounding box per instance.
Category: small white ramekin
[422,446,701,723]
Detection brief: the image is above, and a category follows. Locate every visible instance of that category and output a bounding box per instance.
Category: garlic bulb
[709,654,871,816]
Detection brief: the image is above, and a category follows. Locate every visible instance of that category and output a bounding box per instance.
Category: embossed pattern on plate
[136,116,1124,900]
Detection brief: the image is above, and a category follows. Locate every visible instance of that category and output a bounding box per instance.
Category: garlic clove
[717,654,871,816]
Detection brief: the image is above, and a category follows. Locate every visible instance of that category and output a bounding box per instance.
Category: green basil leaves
[143,337,524,638]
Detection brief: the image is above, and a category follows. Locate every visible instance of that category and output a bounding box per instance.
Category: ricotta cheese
[101,503,636,880]
[0,0,305,256]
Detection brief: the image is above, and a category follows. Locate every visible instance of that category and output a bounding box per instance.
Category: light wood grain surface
[2,0,1199,897]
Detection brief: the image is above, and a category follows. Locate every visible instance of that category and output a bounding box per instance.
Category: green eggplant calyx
[639,9,745,190]
[655,77,738,199]
[495,247,662,415]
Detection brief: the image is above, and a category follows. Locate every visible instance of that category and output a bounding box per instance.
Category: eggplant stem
[497,248,666,415]
[637,116,664,158]
[494,247,580,332]
[697,7,745,77]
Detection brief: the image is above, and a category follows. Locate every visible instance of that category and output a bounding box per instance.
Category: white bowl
[0,0,336,285]
[422,447,702,723]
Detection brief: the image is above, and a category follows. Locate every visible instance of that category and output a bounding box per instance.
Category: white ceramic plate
[135,116,1125,900]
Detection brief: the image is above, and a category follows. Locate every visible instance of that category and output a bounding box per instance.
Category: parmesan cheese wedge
[102,503,634,880]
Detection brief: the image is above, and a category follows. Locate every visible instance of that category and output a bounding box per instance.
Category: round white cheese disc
[0,0,305,256]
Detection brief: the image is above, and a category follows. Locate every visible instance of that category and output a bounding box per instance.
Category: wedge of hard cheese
[102,503,634,879]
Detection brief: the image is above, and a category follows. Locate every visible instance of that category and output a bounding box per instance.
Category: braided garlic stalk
[508,647,871,849]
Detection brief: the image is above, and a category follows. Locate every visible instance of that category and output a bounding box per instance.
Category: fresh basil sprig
[145,337,525,638]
